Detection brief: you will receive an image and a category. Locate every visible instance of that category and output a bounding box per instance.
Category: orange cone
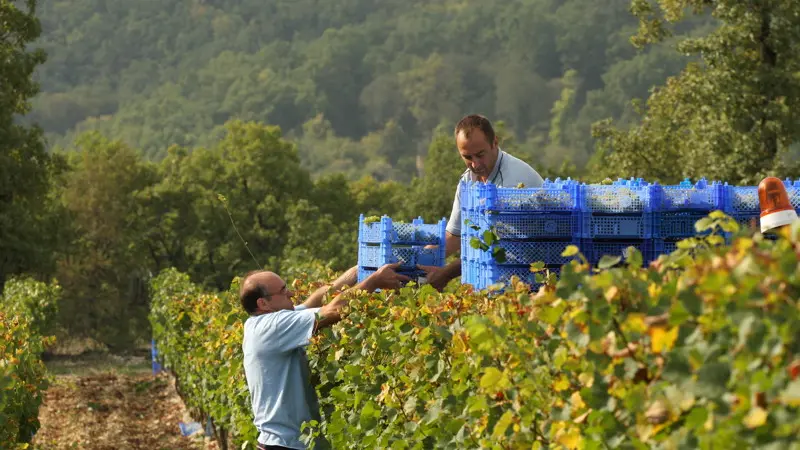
[759,177,798,233]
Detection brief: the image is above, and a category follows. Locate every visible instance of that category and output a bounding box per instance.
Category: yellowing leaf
[452,332,468,354]
[704,410,715,431]
[578,372,594,387]
[743,407,768,429]
[624,313,647,334]
[553,375,570,392]
[480,367,503,390]
[557,427,583,449]
[492,410,514,438]
[650,326,678,354]
[562,245,580,257]
[604,286,619,302]
[780,380,800,406]
[570,391,586,411]
[648,282,660,299]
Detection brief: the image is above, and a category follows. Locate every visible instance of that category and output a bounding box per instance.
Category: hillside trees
[29,0,706,180]
[57,132,157,349]
[0,0,58,292]
[594,0,800,184]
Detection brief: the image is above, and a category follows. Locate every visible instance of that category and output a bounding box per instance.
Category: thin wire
[218,194,262,269]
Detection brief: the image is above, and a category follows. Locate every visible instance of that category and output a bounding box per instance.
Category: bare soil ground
[32,348,219,450]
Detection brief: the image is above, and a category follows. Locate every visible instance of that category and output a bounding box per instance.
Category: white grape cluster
[499,190,574,211]
[663,187,712,209]
[587,187,643,213]
[732,188,759,211]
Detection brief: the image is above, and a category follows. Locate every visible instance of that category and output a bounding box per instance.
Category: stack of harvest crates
[720,178,800,232]
[356,214,447,283]
[459,178,582,290]
[652,178,725,255]
[360,177,800,292]
[579,178,655,266]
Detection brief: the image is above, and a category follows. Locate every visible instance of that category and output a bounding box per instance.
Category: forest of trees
[4,0,800,350]
[28,0,710,179]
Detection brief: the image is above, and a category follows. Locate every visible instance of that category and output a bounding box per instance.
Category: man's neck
[476,149,503,183]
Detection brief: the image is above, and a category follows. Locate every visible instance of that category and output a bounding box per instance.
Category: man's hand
[417,264,445,290]
[367,262,412,290]
[314,263,410,332]
[418,259,461,291]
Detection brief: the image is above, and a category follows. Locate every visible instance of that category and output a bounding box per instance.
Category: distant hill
[29,0,707,180]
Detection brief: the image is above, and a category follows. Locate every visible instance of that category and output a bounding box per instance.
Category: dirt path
[33,352,218,450]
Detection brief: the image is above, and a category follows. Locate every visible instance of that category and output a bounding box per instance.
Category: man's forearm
[444,232,461,257]
[314,277,375,330]
[300,266,358,309]
[438,259,462,281]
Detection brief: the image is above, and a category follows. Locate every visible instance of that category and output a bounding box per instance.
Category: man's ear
[256,297,270,312]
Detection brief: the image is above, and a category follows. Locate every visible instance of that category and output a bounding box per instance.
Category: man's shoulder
[502,150,536,171]
[244,310,309,335]
[501,151,544,187]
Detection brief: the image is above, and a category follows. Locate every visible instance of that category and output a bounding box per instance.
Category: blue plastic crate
[581,178,655,214]
[462,210,581,240]
[358,242,444,269]
[721,178,800,215]
[359,214,446,245]
[785,179,800,209]
[580,212,652,239]
[151,339,162,374]
[722,185,759,215]
[654,240,679,257]
[460,178,581,213]
[655,178,725,212]
[731,213,760,231]
[357,266,428,284]
[581,239,654,265]
[462,260,560,290]
[463,238,581,266]
[652,211,714,239]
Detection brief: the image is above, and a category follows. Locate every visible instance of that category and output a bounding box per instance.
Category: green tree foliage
[44,119,422,349]
[29,0,700,180]
[56,132,157,350]
[0,0,56,291]
[407,129,468,223]
[149,221,800,449]
[594,0,800,184]
[142,120,316,289]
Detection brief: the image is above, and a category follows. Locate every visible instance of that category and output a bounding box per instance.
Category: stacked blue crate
[720,178,800,233]
[151,339,162,374]
[579,178,656,265]
[357,214,447,283]
[651,178,725,255]
[459,178,581,290]
[720,183,761,232]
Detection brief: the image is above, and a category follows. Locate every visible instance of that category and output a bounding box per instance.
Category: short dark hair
[240,270,269,315]
[454,114,496,146]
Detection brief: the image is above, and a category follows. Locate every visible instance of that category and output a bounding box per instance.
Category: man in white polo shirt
[418,114,544,290]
